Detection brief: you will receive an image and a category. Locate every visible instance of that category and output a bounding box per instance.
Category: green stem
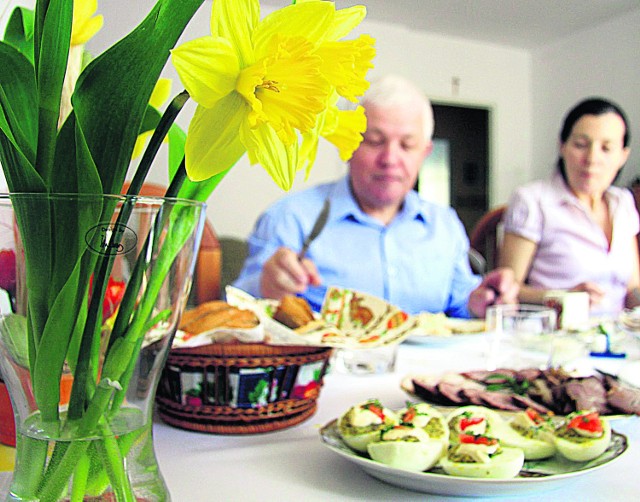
[9,433,49,500]
[37,440,91,502]
[70,454,90,502]
[128,90,190,197]
[95,430,135,502]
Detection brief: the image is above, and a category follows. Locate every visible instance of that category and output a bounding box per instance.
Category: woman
[500,98,640,316]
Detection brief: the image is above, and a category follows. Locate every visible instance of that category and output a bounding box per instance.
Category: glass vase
[0,193,205,501]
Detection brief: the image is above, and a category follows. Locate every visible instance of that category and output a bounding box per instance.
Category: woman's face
[560,112,630,198]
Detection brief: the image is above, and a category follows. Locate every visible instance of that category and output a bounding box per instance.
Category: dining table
[1,330,639,501]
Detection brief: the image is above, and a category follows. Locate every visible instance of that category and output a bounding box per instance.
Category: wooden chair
[121,182,221,304]
[631,180,640,261]
[468,205,506,274]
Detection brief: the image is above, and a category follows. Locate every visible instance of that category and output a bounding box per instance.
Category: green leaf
[0,41,38,169]
[0,314,29,368]
[72,0,206,195]
[35,0,72,182]
[3,6,35,64]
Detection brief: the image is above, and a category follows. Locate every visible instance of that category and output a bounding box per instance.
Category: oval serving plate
[319,419,627,498]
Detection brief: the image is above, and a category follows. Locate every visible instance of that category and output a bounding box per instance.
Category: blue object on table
[298,285,327,313]
[590,324,626,358]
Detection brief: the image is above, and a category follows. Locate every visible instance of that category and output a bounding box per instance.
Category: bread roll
[179,301,259,334]
[273,295,315,329]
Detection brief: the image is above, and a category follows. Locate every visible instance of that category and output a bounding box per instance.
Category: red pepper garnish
[459,416,484,431]
[363,401,386,421]
[567,412,603,434]
[459,433,498,446]
[386,311,408,329]
[526,408,543,424]
[402,407,416,423]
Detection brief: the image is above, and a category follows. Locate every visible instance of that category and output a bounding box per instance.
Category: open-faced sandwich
[337,399,399,453]
[366,424,444,472]
[553,410,611,462]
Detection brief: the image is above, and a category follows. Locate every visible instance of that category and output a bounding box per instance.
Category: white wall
[85,3,532,240]
[531,10,640,187]
[3,1,637,240]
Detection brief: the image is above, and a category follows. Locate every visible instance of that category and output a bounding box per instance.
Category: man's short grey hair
[361,75,435,141]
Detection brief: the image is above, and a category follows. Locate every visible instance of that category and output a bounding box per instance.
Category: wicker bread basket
[156,343,332,434]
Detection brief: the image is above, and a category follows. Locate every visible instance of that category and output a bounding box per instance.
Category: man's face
[349,103,431,214]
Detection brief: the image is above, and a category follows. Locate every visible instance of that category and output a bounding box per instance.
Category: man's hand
[260,247,322,299]
[468,267,519,318]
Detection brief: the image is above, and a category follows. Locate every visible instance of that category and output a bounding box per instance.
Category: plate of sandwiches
[404,312,486,345]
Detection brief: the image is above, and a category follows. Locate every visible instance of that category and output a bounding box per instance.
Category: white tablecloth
[153,337,640,502]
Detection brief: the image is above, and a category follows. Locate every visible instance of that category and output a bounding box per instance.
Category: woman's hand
[570,282,606,307]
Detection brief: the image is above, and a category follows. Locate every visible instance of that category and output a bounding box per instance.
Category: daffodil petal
[325,5,367,41]
[149,78,171,109]
[322,106,367,161]
[171,36,240,108]
[239,35,331,144]
[298,127,320,177]
[185,94,247,181]
[132,131,151,160]
[317,35,375,102]
[254,1,334,54]
[211,0,259,67]
[240,121,298,191]
[71,0,103,46]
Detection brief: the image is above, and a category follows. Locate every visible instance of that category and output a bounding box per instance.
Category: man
[233,75,517,317]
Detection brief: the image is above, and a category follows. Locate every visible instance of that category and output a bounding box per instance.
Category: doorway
[416,103,490,234]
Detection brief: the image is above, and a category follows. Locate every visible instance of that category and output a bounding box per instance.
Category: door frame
[429,97,497,210]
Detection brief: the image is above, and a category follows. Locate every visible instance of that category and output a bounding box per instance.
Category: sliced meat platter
[409,367,640,416]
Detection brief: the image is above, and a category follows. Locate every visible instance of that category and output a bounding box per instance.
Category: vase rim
[0,191,206,208]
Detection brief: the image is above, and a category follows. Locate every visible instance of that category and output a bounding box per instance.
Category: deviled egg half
[498,408,557,460]
[446,406,506,444]
[554,410,611,462]
[440,433,525,479]
[337,399,399,453]
[398,402,450,448]
[367,424,445,472]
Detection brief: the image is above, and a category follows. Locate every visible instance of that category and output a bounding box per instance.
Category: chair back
[468,205,506,274]
[631,181,640,263]
[121,182,221,304]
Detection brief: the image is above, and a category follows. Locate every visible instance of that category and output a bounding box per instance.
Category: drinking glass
[485,304,557,370]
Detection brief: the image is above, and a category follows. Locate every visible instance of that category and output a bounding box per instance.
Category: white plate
[404,316,485,345]
[319,419,628,497]
[404,332,484,346]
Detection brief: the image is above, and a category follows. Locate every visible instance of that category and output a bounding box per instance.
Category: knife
[298,198,331,260]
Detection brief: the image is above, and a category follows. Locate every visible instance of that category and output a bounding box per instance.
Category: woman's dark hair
[557,97,630,183]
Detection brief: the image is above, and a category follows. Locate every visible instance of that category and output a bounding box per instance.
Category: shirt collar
[331,176,427,225]
[551,170,624,210]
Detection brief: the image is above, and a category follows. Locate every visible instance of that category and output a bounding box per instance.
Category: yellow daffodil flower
[132,78,173,159]
[171,0,375,190]
[71,0,103,46]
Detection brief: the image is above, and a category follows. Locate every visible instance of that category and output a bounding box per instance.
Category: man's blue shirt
[233,176,480,317]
